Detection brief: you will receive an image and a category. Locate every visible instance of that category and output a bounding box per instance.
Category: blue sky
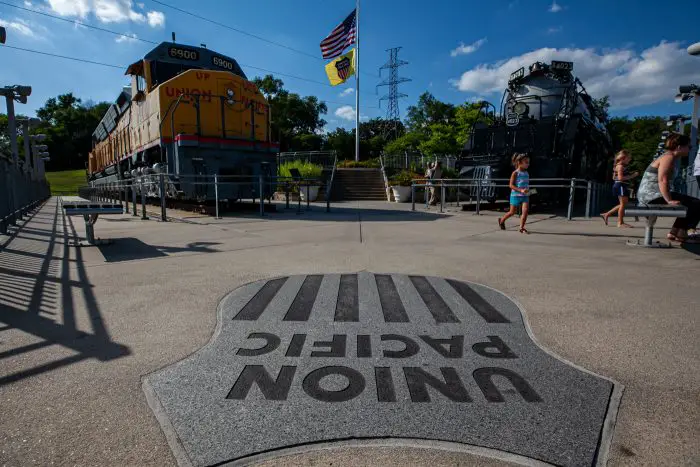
[1,0,698,131]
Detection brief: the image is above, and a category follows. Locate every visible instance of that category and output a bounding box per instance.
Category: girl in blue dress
[498,153,530,234]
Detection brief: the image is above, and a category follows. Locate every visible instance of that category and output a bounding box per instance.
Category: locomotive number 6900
[212,56,234,71]
[169,47,199,61]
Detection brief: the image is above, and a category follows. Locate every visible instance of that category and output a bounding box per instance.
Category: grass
[45,169,87,195]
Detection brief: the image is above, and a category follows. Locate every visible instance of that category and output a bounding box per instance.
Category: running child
[601,150,639,228]
[498,153,530,234]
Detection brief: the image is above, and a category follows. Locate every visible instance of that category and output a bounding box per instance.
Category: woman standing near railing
[636,133,700,243]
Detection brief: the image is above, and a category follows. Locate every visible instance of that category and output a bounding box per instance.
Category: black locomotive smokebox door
[143,273,622,467]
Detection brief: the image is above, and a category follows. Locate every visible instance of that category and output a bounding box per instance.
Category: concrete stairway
[330,168,387,201]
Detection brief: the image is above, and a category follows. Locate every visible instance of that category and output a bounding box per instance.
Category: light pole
[675,85,699,196]
[682,42,699,196]
[19,117,42,175]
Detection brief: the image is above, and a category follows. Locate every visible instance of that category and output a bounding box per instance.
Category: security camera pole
[1,85,33,164]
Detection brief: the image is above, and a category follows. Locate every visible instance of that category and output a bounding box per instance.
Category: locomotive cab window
[136,75,146,93]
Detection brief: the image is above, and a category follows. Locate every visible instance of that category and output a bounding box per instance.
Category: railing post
[124,182,129,213]
[567,178,575,220]
[585,180,592,219]
[140,178,148,220]
[411,183,415,211]
[326,180,330,213]
[306,183,310,211]
[159,173,167,221]
[440,181,445,213]
[214,174,220,219]
[475,179,481,215]
[259,173,264,217]
[285,182,290,209]
[131,181,138,217]
[0,161,7,235]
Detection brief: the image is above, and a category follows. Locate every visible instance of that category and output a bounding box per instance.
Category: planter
[390,185,411,203]
[299,185,320,202]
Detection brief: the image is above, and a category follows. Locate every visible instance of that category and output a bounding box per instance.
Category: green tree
[454,102,494,148]
[290,133,323,151]
[592,95,611,123]
[607,116,666,174]
[324,127,355,160]
[405,92,456,135]
[418,123,460,156]
[252,75,327,151]
[384,131,423,155]
[35,93,110,170]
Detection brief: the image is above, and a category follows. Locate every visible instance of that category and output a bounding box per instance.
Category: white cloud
[0,18,35,37]
[116,32,138,43]
[451,41,699,110]
[137,2,144,8]
[334,105,368,121]
[24,1,33,6]
[547,26,562,34]
[549,1,562,12]
[335,105,356,121]
[47,0,165,26]
[47,0,91,18]
[339,88,355,97]
[94,0,145,23]
[147,11,165,27]
[450,38,487,57]
[0,17,48,39]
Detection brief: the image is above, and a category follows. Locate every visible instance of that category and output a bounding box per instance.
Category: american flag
[320,10,357,60]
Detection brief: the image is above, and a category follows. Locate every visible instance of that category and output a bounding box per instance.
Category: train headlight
[513,102,529,116]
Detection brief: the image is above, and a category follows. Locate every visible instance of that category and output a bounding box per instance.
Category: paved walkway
[0,198,698,466]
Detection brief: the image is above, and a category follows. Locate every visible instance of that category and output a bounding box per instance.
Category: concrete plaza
[0,198,698,466]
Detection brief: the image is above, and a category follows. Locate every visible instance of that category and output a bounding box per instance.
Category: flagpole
[354,0,360,161]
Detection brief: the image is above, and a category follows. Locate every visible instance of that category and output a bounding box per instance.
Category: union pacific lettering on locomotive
[88,42,278,202]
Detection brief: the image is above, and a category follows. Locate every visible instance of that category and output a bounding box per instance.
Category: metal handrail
[410,177,596,219]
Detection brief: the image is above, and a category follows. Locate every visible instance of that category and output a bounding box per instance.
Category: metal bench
[60,196,123,246]
[625,204,687,248]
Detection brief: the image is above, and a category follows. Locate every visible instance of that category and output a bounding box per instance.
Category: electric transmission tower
[377,47,411,141]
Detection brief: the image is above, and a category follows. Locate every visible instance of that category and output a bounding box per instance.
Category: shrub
[337,158,380,168]
[389,170,420,187]
[441,167,459,179]
[279,160,323,179]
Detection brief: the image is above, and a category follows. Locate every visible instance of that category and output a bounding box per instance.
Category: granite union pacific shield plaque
[143,273,622,466]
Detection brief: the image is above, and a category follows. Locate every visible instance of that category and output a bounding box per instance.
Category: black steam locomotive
[457,60,613,201]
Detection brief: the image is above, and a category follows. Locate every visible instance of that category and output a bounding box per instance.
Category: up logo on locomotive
[143,272,622,467]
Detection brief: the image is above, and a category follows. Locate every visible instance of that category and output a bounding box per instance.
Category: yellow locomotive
[88,42,277,201]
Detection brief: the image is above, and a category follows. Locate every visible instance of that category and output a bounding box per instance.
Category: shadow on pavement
[97,238,221,262]
[0,201,131,387]
[528,231,637,239]
[218,205,448,223]
[681,243,700,256]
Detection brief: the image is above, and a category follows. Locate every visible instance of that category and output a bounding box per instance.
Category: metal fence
[277,151,338,170]
[382,152,458,171]
[0,157,50,235]
[83,173,332,221]
[411,177,617,220]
